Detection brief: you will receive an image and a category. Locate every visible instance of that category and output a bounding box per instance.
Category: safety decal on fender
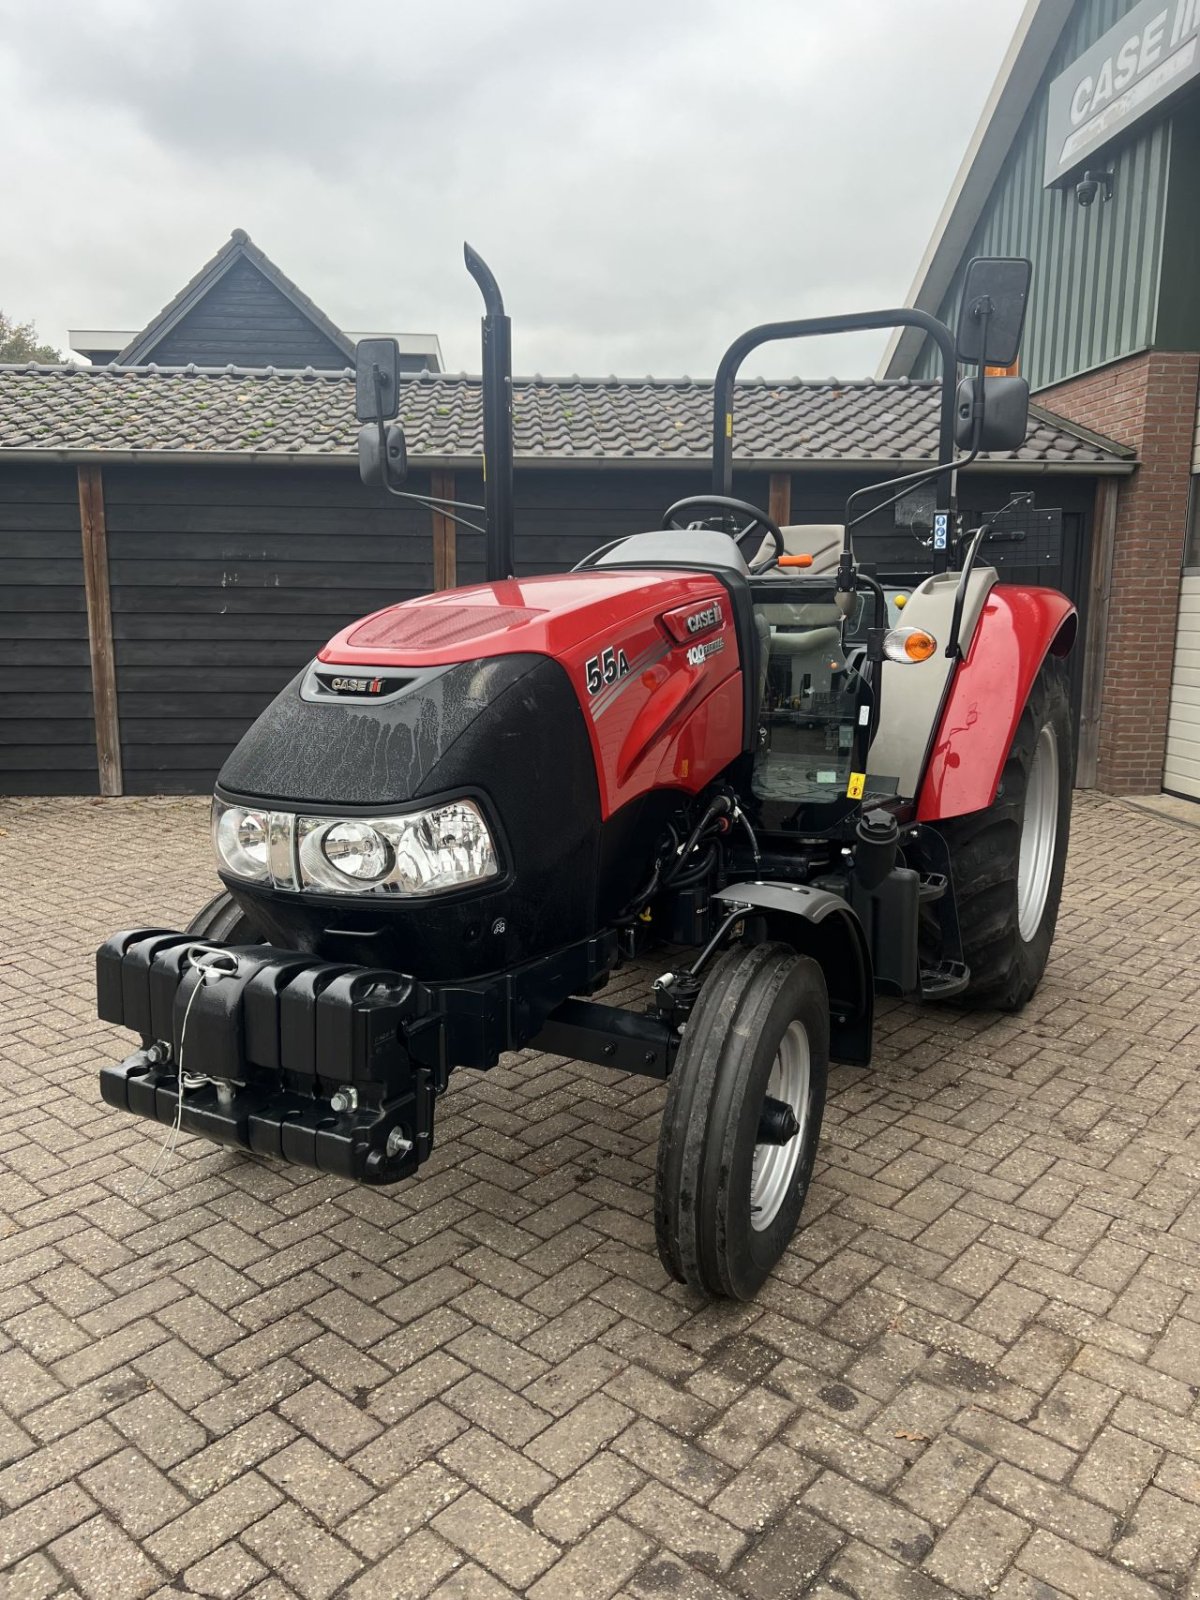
[846,771,866,800]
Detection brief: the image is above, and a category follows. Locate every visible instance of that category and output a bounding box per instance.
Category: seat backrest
[753,523,845,573]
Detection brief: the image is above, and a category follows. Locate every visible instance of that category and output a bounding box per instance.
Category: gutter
[0,448,1136,475]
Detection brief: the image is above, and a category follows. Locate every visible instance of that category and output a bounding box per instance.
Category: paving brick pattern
[0,791,1198,1599]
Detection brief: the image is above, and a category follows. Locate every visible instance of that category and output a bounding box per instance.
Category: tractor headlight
[320,821,393,883]
[298,802,498,895]
[213,796,500,898]
[213,802,271,882]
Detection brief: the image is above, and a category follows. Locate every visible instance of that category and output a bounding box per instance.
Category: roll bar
[457,252,1025,584]
[711,308,961,567]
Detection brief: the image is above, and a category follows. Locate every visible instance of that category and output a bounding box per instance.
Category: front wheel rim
[750,1020,810,1231]
[1017,722,1059,942]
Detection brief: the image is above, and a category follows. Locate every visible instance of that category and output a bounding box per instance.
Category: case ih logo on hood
[331,676,384,694]
[314,671,400,696]
[686,600,724,635]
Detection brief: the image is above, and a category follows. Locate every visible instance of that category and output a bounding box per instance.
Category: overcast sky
[0,0,1026,378]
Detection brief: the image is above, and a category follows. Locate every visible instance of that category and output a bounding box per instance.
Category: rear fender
[916,585,1076,824]
[713,883,873,1065]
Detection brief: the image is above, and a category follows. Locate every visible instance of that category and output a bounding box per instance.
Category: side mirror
[355,337,400,422]
[358,421,409,489]
[955,376,1030,453]
[956,257,1032,367]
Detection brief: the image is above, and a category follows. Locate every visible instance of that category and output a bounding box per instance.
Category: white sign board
[1044,0,1200,185]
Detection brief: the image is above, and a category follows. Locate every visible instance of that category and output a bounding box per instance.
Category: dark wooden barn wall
[141,258,349,370]
[452,469,779,584]
[102,464,433,794]
[0,459,1098,797]
[452,468,1095,589]
[0,466,98,796]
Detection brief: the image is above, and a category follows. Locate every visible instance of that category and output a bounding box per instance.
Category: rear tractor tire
[655,943,829,1300]
[932,657,1073,1011]
[185,888,263,944]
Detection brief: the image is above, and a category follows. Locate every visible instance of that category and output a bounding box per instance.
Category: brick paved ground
[1,791,1198,1600]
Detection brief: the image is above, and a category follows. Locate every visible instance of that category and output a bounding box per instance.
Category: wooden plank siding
[77,465,123,795]
[138,257,349,370]
[101,464,434,794]
[0,466,99,794]
[0,460,1096,796]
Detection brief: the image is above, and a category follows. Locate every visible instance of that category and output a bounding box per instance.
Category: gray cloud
[0,0,1025,377]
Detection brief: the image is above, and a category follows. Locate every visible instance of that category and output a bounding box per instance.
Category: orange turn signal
[778,553,814,568]
[883,627,938,664]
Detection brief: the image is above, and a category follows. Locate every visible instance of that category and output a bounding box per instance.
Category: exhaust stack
[464,244,515,582]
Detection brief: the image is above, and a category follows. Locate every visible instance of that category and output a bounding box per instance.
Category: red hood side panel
[319,572,745,817]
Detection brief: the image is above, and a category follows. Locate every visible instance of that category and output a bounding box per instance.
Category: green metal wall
[915,0,1172,392]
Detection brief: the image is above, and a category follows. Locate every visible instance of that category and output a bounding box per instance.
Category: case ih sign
[1044,0,1200,184]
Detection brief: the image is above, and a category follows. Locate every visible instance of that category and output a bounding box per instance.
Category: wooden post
[431,469,457,590]
[1077,475,1118,790]
[768,472,792,529]
[77,463,123,796]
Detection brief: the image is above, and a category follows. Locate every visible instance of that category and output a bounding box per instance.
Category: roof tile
[0,365,1131,467]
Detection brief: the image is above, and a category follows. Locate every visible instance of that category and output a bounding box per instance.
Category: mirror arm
[946,524,988,660]
[845,457,957,533]
[377,483,486,535]
[372,365,391,485]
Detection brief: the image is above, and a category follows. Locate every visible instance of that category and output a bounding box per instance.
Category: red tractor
[96,249,1075,1299]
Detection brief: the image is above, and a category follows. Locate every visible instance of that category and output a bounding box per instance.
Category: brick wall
[1039,350,1200,795]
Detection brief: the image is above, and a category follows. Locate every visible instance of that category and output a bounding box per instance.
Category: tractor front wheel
[655,943,829,1300]
[933,657,1073,1011]
[184,888,263,943]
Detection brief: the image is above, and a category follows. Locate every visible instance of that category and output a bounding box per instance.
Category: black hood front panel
[218,655,541,809]
[216,653,605,980]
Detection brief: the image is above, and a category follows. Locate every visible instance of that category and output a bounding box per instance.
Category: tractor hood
[317,570,712,668]
[212,566,742,979]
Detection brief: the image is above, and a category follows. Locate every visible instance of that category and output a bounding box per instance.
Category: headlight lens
[214,796,500,898]
[391,802,497,896]
[321,821,392,882]
[213,802,271,881]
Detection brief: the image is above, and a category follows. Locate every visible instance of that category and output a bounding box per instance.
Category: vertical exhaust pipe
[464,244,515,581]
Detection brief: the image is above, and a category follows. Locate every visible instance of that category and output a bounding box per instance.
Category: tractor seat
[753,523,845,576]
[751,525,848,719]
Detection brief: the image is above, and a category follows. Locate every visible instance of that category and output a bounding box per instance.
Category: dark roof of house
[0,362,1135,470]
[116,229,356,367]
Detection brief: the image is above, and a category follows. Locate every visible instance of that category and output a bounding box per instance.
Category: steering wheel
[661,495,785,573]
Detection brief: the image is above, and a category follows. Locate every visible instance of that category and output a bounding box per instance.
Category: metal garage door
[1166,571,1200,800]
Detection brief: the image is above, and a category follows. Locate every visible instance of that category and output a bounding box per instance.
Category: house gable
[118,230,355,370]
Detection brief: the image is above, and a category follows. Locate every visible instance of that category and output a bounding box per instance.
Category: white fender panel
[868,567,998,801]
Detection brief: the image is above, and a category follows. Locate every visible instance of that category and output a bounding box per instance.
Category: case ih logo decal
[661,595,727,646]
[685,600,724,635]
[329,676,385,694]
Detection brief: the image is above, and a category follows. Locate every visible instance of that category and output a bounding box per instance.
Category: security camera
[1075,170,1113,207]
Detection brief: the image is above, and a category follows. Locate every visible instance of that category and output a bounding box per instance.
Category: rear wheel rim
[1017,722,1059,941]
[750,1020,810,1231]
